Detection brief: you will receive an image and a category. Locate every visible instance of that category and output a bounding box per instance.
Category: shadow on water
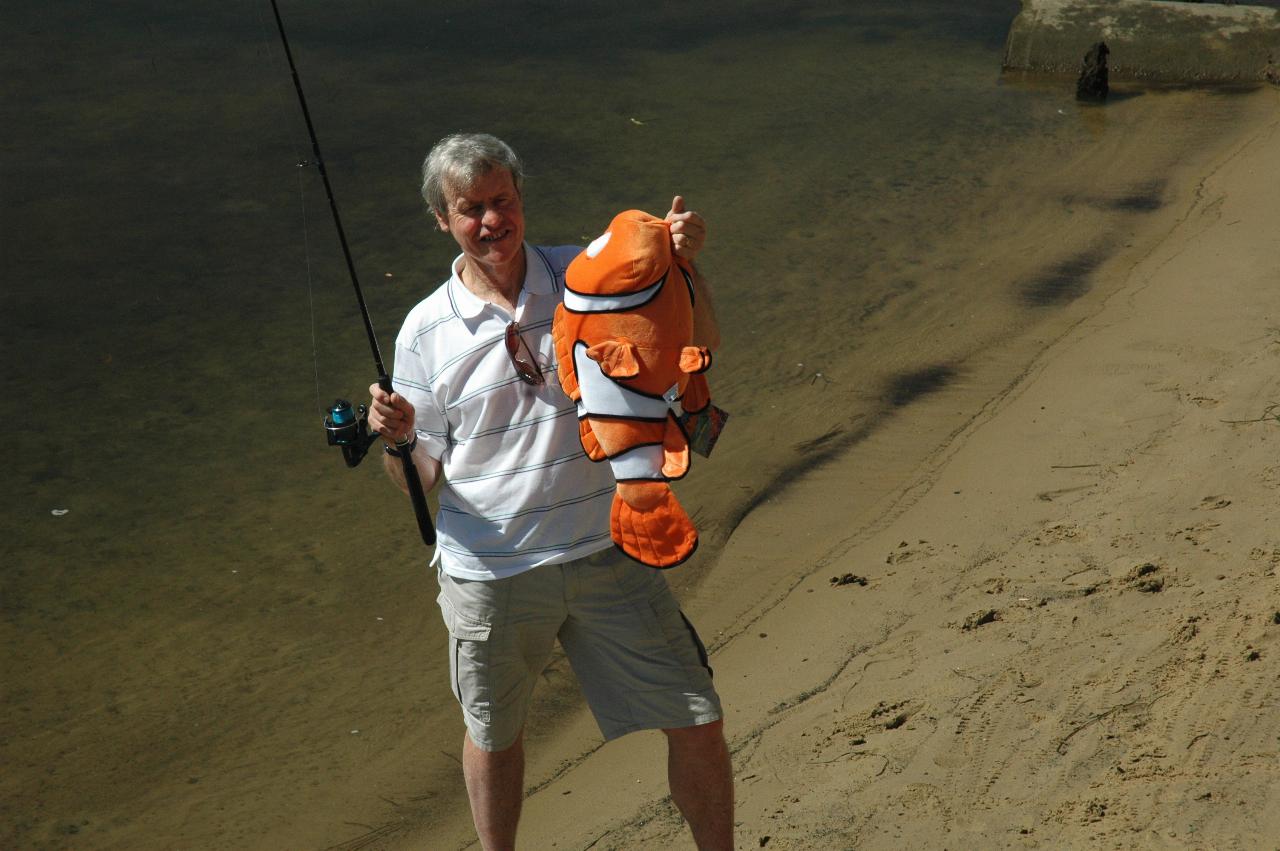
[1101,180,1166,212]
[1018,245,1111,307]
[726,415,877,538]
[1086,88,1147,104]
[1062,180,1166,213]
[726,362,961,536]
[883,364,958,407]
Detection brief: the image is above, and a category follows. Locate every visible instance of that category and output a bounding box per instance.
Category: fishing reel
[324,399,379,468]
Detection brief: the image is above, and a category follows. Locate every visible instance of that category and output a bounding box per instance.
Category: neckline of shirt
[448,243,556,321]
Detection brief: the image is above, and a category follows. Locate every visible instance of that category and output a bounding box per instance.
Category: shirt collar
[447,243,553,321]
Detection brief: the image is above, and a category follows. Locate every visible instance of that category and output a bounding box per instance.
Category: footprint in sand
[1247,546,1280,564]
[885,539,936,565]
[1124,562,1164,593]
[1173,521,1220,546]
[1034,523,1084,545]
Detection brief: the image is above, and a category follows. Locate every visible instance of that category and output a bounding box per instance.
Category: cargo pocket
[644,580,715,682]
[437,592,493,723]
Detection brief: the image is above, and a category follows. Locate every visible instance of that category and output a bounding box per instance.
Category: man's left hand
[666,195,706,262]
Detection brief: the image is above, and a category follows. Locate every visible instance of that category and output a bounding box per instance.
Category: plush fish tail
[612,482,698,568]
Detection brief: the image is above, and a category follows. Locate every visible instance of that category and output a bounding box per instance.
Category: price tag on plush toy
[679,404,729,458]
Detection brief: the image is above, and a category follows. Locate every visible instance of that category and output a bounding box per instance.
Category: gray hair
[420,133,524,216]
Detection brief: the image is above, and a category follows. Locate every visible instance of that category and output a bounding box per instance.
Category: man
[367,133,733,850]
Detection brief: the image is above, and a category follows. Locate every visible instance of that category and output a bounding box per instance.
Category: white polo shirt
[391,243,617,580]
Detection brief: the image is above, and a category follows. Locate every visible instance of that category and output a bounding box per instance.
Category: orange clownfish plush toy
[553,209,713,568]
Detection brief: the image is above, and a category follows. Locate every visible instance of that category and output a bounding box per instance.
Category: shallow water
[1,1,1266,847]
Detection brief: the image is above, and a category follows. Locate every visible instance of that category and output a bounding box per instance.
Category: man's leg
[462,729,525,851]
[664,720,734,850]
[440,566,568,849]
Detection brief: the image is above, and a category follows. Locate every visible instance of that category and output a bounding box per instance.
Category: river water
[1,1,1267,847]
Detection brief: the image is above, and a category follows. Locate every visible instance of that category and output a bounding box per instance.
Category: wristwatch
[384,435,418,458]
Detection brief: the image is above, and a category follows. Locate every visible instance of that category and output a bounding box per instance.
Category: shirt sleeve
[391,336,449,462]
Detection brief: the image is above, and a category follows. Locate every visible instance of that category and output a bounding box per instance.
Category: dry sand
[417,92,1280,849]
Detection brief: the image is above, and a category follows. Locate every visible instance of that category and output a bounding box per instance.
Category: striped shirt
[392,243,616,580]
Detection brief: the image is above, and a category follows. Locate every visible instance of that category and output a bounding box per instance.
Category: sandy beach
[413,90,1280,849]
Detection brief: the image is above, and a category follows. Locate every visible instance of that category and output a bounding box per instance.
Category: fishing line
[250,0,326,416]
[296,165,325,416]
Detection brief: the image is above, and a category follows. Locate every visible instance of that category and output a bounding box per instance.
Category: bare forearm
[690,263,721,351]
[665,196,717,350]
[382,444,442,497]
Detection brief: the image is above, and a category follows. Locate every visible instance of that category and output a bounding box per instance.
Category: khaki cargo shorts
[436,548,722,752]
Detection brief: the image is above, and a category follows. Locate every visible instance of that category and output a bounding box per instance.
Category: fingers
[367,381,415,441]
[666,196,706,260]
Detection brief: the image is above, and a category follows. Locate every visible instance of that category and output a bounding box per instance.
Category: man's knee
[465,728,524,764]
[662,718,724,745]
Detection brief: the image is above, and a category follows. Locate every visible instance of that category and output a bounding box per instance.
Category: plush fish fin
[586,339,640,378]
[579,418,607,461]
[560,364,581,402]
[681,373,710,416]
[661,414,690,480]
[679,346,712,374]
[611,482,698,568]
[552,308,580,400]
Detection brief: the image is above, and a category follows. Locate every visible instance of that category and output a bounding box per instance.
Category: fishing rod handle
[397,449,437,547]
[379,375,437,546]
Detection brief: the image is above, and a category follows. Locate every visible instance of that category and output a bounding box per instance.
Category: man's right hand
[368,382,416,444]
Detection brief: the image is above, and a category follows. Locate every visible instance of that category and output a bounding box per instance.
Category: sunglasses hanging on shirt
[505,321,545,386]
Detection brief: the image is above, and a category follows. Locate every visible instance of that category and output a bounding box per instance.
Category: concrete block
[1003,0,1280,83]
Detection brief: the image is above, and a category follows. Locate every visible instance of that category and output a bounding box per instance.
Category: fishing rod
[269,0,435,547]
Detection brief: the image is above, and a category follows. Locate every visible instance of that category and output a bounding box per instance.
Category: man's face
[435,167,525,270]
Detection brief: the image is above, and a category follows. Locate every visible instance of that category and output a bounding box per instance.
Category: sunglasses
[505,321,545,386]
